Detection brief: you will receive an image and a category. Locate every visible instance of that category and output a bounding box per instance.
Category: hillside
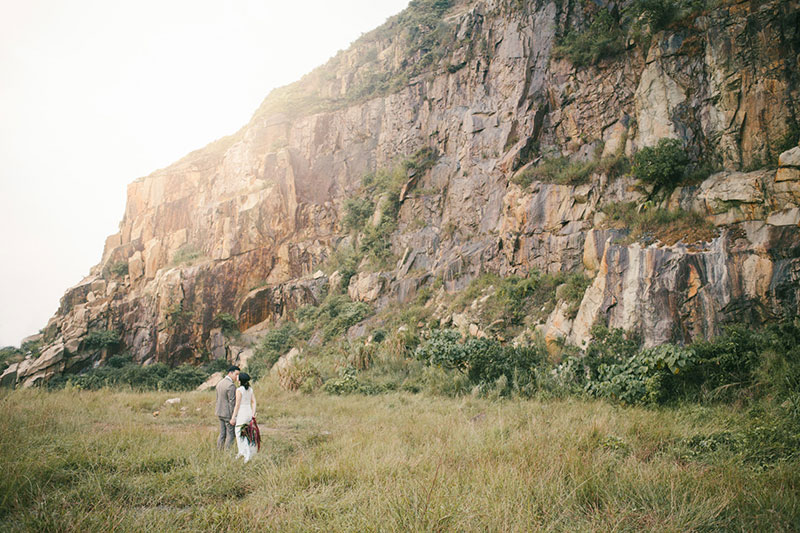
[4,0,800,387]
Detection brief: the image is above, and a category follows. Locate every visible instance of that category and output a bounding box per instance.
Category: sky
[0,0,410,347]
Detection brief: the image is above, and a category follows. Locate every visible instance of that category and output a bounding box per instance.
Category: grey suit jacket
[215,376,236,419]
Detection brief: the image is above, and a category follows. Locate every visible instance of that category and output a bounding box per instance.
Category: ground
[1,385,798,531]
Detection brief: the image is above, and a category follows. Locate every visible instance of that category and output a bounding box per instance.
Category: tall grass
[1,386,797,531]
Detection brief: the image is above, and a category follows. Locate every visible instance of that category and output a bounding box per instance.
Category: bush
[276,360,322,392]
[166,303,194,330]
[629,0,679,32]
[0,346,24,374]
[342,198,375,233]
[83,330,121,350]
[567,320,800,406]
[213,313,239,335]
[632,138,689,190]
[109,262,128,277]
[581,325,642,383]
[172,244,202,265]
[587,343,695,404]
[451,271,590,335]
[554,9,625,67]
[512,154,629,188]
[51,360,210,391]
[247,323,302,381]
[310,295,372,341]
[323,366,386,395]
[414,330,545,394]
[324,244,361,292]
[601,202,717,245]
[155,364,208,391]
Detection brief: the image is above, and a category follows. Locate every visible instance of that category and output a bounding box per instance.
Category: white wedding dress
[234,386,258,462]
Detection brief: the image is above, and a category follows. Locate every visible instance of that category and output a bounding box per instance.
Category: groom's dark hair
[227,365,240,374]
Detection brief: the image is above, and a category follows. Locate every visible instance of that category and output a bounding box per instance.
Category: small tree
[632,138,689,191]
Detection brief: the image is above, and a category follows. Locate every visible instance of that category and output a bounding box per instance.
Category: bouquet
[240,417,261,451]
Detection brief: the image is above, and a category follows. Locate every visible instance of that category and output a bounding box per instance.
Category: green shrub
[213,313,239,335]
[415,329,466,370]
[681,324,762,400]
[109,262,128,277]
[342,198,375,232]
[601,202,717,245]
[201,358,230,374]
[247,323,302,381]
[297,294,372,342]
[50,359,209,391]
[451,271,589,335]
[0,346,24,374]
[512,154,629,188]
[83,330,121,350]
[323,366,386,395]
[166,303,194,330]
[414,330,545,394]
[172,245,201,265]
[632,138,689,190]
[566,320,800,406]
[324,244,361,291]
[581,325,643,384]
[554,9,625,67]
[559,274,593,319]
[156,364,208,391]
[629,0,679,31]
[587,343,695,404]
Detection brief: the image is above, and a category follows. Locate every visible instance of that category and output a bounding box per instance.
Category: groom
[215,365,240,449]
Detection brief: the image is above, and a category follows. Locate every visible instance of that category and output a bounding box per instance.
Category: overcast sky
[0,0,410,347]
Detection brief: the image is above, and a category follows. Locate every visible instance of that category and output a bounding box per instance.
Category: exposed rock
[779,147,800,168]
[271,347,301,376]
[23,0,800,384]
[236,348,255,369]
[767,208,800,227]
[1,363,18,388]
[348,272,388,303]
[197,371,223,392]
[20,333,42,347]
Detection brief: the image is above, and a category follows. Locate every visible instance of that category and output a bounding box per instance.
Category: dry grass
[0,385,797,531]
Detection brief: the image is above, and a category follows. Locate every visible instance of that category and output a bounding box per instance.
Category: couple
[215,365,260,462]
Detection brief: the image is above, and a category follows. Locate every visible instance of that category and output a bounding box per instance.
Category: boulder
[271,347,301,376]
[0,363,18,388]
[766,208,800,227]
[348,272,387,303]
[778,146,800,168]
[197,372,223,392]
[20,333,43,347]
[19,341,65,383]
[128,251,144,280]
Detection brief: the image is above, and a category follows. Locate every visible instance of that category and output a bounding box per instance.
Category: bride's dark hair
[239,372,251,390]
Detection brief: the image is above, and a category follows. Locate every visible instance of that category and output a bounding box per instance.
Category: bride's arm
[251,392,256,418]
[230,389,242,425]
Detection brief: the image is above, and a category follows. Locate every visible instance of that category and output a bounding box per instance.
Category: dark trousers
[218,416,235,449]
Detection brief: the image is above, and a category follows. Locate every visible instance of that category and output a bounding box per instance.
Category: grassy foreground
[1,385,798,532]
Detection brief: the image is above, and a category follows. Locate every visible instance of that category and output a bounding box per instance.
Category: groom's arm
[226,383,236,414]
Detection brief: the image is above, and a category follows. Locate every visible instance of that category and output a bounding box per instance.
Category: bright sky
[0,0,410,347]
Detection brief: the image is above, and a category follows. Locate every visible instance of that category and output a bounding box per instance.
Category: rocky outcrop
[12,0,800,386]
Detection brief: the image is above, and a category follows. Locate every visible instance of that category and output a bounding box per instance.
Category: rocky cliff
[6,0,800,387]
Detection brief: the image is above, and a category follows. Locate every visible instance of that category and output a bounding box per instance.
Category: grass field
[1,384,798,532]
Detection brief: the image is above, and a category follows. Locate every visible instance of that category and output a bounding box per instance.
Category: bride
[229,372,258,462]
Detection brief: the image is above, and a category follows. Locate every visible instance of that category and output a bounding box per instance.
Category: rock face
[13,0,800,386]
